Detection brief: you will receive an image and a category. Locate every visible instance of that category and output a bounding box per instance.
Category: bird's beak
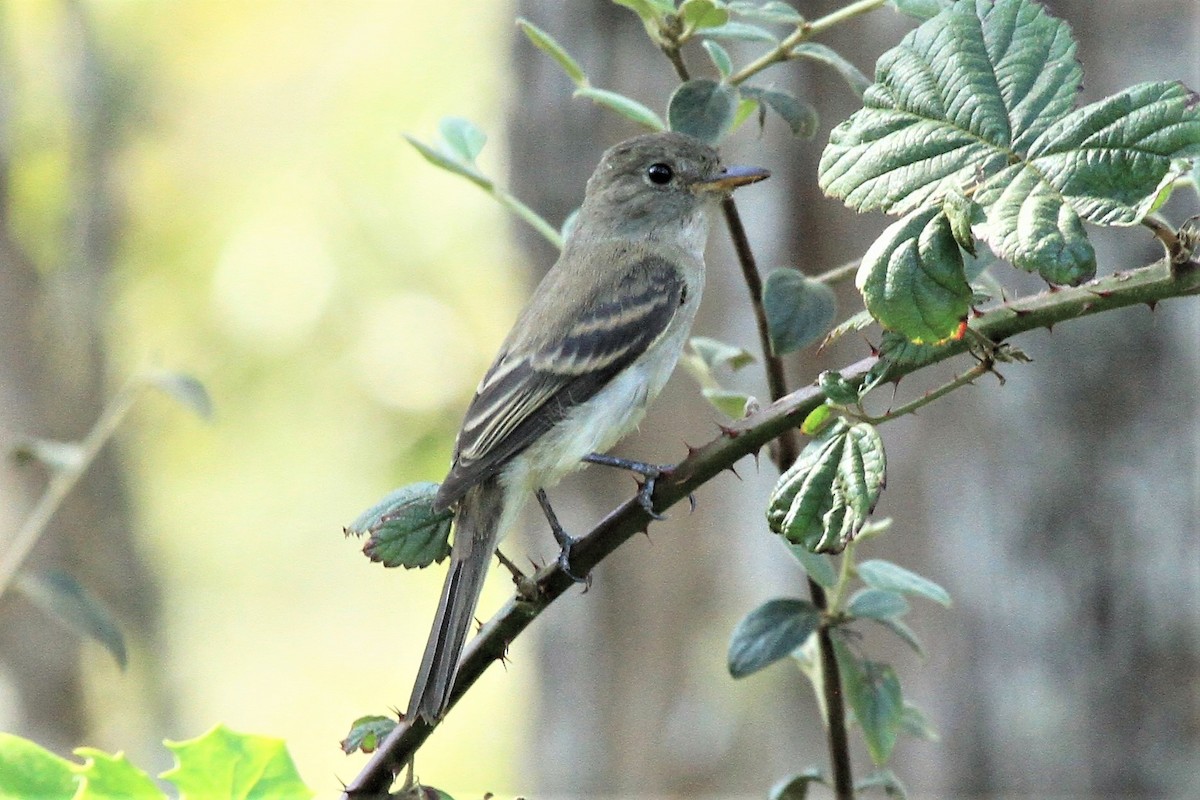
[692,165,771,194]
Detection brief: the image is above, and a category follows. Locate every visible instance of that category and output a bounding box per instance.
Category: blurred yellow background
[6,0,531,795]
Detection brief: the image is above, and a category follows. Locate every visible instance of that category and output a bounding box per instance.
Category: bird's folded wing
[434,255,685,509]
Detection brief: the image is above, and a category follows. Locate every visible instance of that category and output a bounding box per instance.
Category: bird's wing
[434,254,686,509]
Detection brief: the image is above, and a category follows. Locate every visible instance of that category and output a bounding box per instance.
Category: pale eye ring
[646,163,674,185]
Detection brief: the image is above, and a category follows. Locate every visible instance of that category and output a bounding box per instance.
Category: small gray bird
[408,131,768,722]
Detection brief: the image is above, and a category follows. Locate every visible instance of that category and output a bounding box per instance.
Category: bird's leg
[535,488,587,584]
[582,452,693,520]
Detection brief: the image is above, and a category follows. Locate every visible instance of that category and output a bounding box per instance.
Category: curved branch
[341,255,1200,797]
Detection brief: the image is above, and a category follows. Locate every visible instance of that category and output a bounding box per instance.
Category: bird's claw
[637,473,667,520]
[555,537,590,586]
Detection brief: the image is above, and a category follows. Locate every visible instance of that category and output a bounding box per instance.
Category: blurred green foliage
[3,1,527,794]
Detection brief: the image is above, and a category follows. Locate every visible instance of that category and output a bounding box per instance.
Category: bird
[407,130,769,723]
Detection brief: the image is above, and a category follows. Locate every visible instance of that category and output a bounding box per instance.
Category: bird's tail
[407,478,504,723]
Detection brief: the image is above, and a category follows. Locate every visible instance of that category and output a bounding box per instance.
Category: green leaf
[899,702,939,741]
[346,483,453,569]
[977,82,1200,282]
[73,748,163,800]
[836,643,903,766]
[438,117,487,165]
[818,370,860,405]
[786,543,838,589]
[690,336,756,371]
[942,187,983,255]
[667,79,738,144]
[161,725,313,800]
[611,0,677,22]
[857,207,970,343]
[820,0,1200,287]
[404,134,492,190]
[763,269,837,354]
[853,516,895,545]
[0,732,77,800]
[702,40,733,78]
[855,768,909,798]
[820,308,876,350]
[740,85,818,138]
[701,21,778,42]
[574,87,666,130]
[340,715,398,755]
[702,387,752,418]
[728,598,821,678]
[766,420,887,554]
[858,559,952,607]
[147,371,214,420]
[15,571,127,669]
[871,616,925,657]
[887,0,951,21]
[727,1,803,24]
[800,404,834,436]
[516,18,587,87]
[846,588,910,620]
[10,439,85,472]
[790,43,871,98]
[820,0,1082,215]
[871,330,949,377]
[768,769,826,800]
[973,161,1096,284]
[680,0,730,29]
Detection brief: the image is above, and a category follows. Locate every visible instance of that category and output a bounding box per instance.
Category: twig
[814,257,860,286]
[842,357,994,425]
[0,378,143,597]
[728,0,891,85]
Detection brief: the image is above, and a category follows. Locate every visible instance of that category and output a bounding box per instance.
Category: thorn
[1012,307,1032,316]
[867,339,880,357]
[1089,289,1114,299]
[1046,323,1053,333]
[718,423,741,438]
[726,462,742,480]
[752,450,761,470]
[1082,301,1096,312]
[971,306,985,318]
[1047,284,1061,293]
[688,493,698,513]
[684,442,701,459]
[1146,300,1158,312]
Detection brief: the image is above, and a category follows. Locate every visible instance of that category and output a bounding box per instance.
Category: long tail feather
[407,478,504,722]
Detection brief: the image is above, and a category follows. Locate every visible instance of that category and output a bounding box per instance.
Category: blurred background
[0,1,1196,798]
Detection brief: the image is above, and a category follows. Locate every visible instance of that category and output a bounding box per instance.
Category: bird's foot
[536,488,589,585]
[583,452,694,519]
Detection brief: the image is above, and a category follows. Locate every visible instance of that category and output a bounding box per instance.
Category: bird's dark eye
[646,163,674,185]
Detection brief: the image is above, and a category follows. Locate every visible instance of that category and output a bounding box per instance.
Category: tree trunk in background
[0,1,170,761]
[509,1,1199,798]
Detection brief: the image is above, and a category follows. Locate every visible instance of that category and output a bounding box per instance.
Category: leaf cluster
[0,726,312,800]
[728,521,950,773]
[819,0,1200,343]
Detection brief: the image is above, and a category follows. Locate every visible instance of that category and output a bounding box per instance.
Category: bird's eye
[646,163,674,185]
